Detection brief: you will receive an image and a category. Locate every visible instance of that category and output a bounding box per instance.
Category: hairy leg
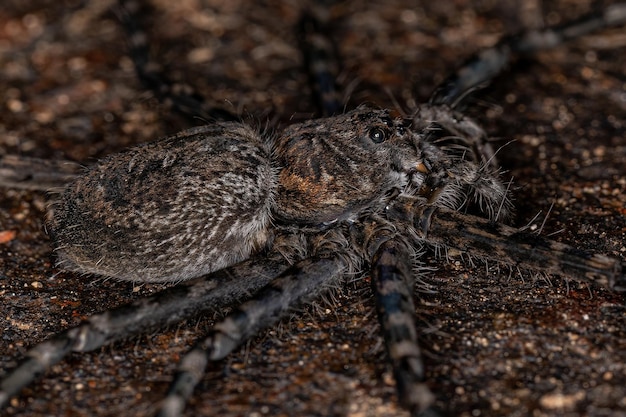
[371,236,438,416]
[298,7,343,116]
[385,197,625,291]
[117,0,238,122]
[429,4,626,107]
[157,255,348,417]
[0,255,288,409]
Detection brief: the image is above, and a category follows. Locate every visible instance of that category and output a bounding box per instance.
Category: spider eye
[368,127,388,143]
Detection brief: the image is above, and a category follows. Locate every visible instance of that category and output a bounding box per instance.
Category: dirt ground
[0,1,625,416]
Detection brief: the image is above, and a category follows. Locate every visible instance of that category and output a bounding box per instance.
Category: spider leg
[423,207,626,291]
[370,237,439,417]
[429,4,626,107]
[387,197,625,291]
[117,0,238,122]
[0,2,250,192]
[0,155,82,191]
[157,255,348,417]
[298,7,343,116]
[0,255,288,410]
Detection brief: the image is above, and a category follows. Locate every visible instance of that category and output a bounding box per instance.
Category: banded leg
[0,255,288,409]
[429,4,626,107]
[0,155,83,191]
[371,237,437,416]
[422,207,626,291]
[117,0,237,122]
[157,255,347,417]
[385,197,625,291]
[298,7,343,116]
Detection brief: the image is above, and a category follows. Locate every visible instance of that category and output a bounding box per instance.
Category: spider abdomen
[50,123,276,282]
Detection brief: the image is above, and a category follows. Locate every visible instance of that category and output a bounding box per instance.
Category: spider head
[273,106,428,226]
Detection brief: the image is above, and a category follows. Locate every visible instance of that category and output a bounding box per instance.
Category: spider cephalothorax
[274,108,425,225]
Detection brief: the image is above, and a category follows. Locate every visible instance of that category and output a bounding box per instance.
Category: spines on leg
[421,207,625,291]
[370,237,437,416]
[157,255,347,417]
[408,111,513,222]
[0,255,289,410]
[386,196,625,291]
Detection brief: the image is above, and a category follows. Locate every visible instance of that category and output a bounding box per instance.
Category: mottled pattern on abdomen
[50,123,275,282]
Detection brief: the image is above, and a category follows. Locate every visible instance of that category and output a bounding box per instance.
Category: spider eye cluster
[367,115,409,143]
[368,127,388,143]
[368,116,404,143]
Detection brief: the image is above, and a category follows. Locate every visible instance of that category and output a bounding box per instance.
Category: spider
[1,1,625,417]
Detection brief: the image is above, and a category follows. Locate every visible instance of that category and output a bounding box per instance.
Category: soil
[0,1,625,416]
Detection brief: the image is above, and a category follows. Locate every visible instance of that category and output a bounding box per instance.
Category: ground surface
[0,1,625,416]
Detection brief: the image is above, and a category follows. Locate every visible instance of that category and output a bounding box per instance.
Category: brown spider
[0,1,625,417]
